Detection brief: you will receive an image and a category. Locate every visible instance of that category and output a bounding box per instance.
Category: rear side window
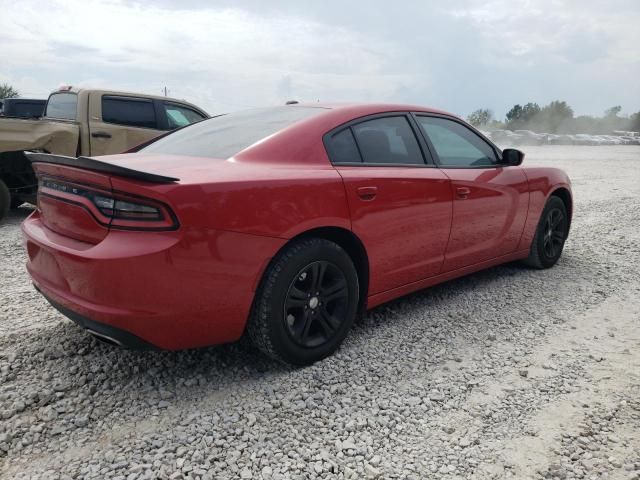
[162,103,205,129]
[141,106,325,159]
[45,93,78,120]
[325,128,361,163]
[102,96,157,129]
[351,116,424,165]
[416,116,497,167]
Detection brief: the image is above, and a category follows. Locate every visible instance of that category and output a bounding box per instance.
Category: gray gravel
[1,145,639,479]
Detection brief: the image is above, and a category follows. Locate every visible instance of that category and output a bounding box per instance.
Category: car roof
[291,102,457,118]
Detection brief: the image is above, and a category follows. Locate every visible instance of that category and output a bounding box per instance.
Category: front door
[325,114,453,295]
[413,114,529,272]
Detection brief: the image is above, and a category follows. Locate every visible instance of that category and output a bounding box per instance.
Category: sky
[1,0,639,119]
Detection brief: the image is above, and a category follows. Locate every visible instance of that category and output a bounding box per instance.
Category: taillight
[39,177,178,230]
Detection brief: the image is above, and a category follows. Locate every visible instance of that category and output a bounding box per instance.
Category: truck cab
[0,86,208,220]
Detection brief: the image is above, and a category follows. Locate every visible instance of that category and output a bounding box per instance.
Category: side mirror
[501,148,525,166]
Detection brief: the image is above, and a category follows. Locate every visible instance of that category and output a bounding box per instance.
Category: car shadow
[353,251,582,331]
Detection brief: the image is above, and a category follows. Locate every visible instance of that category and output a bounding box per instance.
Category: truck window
[102,96,158,129]
[162,103,206,129]
[12,101,45,118]
[45,93,78,120]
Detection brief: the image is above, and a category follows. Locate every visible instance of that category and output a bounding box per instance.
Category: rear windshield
[11,101,45,118]
[45,93,78,120]
[141,106,325,158]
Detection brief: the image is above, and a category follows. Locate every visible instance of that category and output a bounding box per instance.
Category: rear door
[88,93,163,156]
[327,113,452,295]
[413,114,528,271]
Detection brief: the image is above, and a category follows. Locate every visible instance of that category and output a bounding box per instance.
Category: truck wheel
[0,179,10,221]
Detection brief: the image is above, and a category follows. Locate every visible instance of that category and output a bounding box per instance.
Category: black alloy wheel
[248,238,359,365]
[284,260,349,348]
[524,195,569,269]
[542,207,566,259]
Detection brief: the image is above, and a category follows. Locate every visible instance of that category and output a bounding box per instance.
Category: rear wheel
[248,238,359,365]
[10,197,24,209]
[524,196,569,269]
[0,179,10,222]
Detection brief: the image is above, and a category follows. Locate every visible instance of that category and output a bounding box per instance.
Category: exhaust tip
[86,329,124,347]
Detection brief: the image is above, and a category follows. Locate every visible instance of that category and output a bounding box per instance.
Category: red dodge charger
[22,104,572,365]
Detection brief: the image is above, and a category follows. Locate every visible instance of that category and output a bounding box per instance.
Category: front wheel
[248,238,359,365]
[524,196,569,269]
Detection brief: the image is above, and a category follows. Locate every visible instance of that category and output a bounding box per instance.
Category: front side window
[162,103,205,129]
[102,96,157,129]
[45,93,78,120]
[351,116,424,165]
[416,116,497,167]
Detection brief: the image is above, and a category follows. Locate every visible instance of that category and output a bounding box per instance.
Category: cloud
[1,0,638,117]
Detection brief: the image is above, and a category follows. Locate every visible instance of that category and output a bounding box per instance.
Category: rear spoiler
[25,153,180,183]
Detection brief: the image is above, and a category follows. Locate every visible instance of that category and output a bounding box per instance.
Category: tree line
[468,101,640,134]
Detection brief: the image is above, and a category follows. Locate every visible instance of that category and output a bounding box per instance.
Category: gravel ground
[1,145,639,480]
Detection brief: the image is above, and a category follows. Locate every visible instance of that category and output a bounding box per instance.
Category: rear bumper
[40,289,155,349]
[22,211,285,350]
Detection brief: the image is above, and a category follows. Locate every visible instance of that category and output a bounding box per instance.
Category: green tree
[521,102,541,121]
[505,102,540,129]
[629,112,640,133]
[0,83,19,99]
[467,108,493,127]
[534,100,574,133]
[605,106,622,118]
[505,104,523,124]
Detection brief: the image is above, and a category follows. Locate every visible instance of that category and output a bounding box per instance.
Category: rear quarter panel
[518,167,572,251]
[110,161,351,238]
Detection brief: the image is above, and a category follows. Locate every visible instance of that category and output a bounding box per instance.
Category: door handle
[456,186,471,199]
[91,131,112,139]
[357,186,377,201]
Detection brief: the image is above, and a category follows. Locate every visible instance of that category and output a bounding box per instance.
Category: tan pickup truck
[0,86,208,220]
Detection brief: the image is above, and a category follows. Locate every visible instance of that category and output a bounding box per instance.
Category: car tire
[524,196,569,269]
[0,179,10,222]
[248,238,359,366]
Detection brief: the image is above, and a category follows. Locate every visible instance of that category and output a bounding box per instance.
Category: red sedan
[22,104,572,365]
